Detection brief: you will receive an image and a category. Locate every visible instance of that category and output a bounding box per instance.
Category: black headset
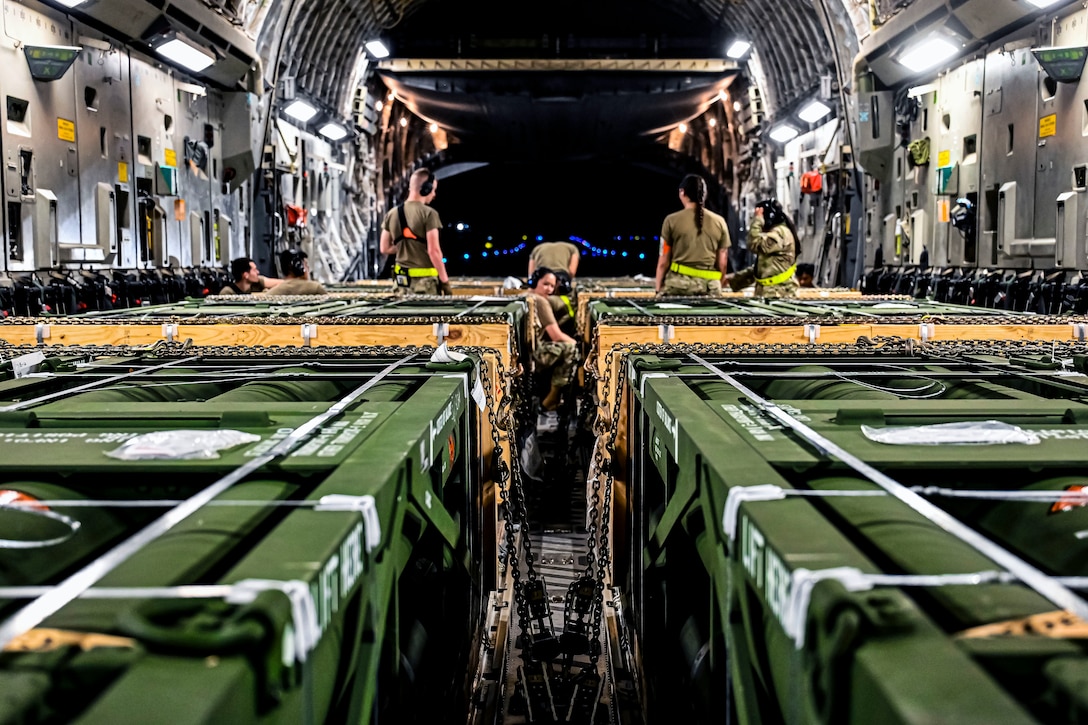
[281,248,307,277]
[755,198,787,228]
[528,267,572,296]
[419,169,435,196]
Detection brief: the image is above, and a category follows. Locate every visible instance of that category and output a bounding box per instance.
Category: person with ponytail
[728,199,800,298]
[655,173,732,296]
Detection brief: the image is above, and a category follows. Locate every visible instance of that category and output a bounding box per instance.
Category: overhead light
[318,123,348,140]
[399,117,408,127]
[365,40,390,59]
[798,100,832,123]
[678,122,687,134]
[154,33,215,73]
[429,123,439,133]
[769,124,799,143]
[55,0,89,7]
[1026,0,1062,6]
[898,37,960,73]
[726,40,752,59]
[708,118,717,128]
[283,99,318,122]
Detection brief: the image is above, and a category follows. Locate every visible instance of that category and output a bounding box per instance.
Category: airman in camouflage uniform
[729,206,799,299]
[529,272,579,410]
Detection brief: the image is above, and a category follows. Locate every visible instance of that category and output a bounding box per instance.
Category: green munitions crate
[618,341,1088,724]
[0,296,529,530]
[0,346,495,724]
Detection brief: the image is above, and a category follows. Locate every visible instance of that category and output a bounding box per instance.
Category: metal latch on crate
[919,323,935,342]
[161,323,178,342]
[658,324,674,342]
[433,323,449,345]
[1073,322,1087,342]
[301,324,318,347]
[804,324,820,344]
[35,324,50,345]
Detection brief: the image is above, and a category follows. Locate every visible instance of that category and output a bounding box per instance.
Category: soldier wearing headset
[266,248,327,295]
[526,267,578,411]
[727,199,800,298]
[379,168,452,296]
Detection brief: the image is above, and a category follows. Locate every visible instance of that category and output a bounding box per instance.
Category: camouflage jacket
[744,217,798,298]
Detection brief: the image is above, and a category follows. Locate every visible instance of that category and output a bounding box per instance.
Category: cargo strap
[689,353,1088,628]
[723,484,1088,543]
[0,580,321,663]
[394,264,438,278]
[756,264,797,286]
[669,262,720,280]
[0,494,383,554]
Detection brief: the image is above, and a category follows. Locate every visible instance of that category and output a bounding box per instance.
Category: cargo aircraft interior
[3,0,1088,723]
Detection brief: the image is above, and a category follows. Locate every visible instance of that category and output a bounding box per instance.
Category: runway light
[365,40,390,59]
[898,37,959,73]
[318,123,348,140]
[726,40,751,59]
[283,100,318,122]
[798,100,831,123]
[769,124,799,143]
[154,34,215,72]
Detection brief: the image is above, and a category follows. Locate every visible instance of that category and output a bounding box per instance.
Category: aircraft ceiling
[278,0,838,164]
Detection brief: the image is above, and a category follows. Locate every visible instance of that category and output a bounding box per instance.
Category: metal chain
[587,348,627,663]
[479,355,534,640]
[593,312,1088,327]
[0,313,514,326]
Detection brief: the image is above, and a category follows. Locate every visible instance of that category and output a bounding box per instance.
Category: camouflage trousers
[395,277,438,296]
[728,267,798,298]
[660,270,722,297]
[534,341,577,387]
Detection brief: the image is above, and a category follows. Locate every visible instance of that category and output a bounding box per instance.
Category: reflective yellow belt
[395,264,438,278]
[757,264,797,286]
[669,262,720,280]
[559,295,574,319]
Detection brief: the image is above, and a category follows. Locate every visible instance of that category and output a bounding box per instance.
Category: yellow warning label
[937,150,951,168]
[1040,114,1057,138]
[57,118,75,142]
[164,148,177,168]
[118,162,128,183]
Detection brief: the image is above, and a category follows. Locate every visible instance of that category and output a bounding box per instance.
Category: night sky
[427,160,693,279]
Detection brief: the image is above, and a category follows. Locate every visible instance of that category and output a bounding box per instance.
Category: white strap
[227,578,320,664]
[722,485,786,541]
[315,494,382,553]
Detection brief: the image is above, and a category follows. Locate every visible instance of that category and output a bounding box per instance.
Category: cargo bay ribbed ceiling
[273,0,854,161]
[69,0,923,160]
[172,0,893,162]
